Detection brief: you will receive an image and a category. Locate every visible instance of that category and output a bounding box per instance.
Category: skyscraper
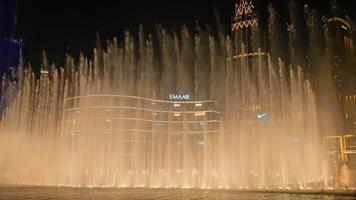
[327,16,353,99]
[0,0,23,115]
[326,1,355,132]
[226,0,267,124]
[0,0,23,77]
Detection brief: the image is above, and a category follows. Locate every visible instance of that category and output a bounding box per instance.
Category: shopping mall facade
[63,94,222,150]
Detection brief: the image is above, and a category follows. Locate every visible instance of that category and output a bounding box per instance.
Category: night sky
[17,0,355,69]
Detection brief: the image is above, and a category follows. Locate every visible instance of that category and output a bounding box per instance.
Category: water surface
[0,187,354,200]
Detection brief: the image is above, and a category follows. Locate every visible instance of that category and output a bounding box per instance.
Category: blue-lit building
[0,0,23,115]
[0,0,23,76]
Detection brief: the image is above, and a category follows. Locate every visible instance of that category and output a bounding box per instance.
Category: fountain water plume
[0,3,343,189]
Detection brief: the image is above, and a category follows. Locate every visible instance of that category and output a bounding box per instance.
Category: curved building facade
[63,95,221,136]
[62,95,222,187]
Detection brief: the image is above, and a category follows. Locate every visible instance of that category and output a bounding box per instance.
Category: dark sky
[17,0,355,68]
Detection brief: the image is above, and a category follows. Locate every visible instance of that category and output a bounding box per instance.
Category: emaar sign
[169,94,191,101]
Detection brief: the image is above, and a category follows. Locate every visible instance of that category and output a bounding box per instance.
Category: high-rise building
[0,0,23,77]
[326,13,355,132]
[327,16,353,97]
[226,0,267,124]
[231,0,266,57]
[0,0,23,115]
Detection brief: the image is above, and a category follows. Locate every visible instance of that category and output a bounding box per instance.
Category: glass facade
[0,37,23,75]
[63,95,222,149]
[0,0,22,75]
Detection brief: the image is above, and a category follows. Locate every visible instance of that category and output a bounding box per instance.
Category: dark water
[0,187,355,200]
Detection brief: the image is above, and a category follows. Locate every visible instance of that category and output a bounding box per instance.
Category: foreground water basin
[0,187,355,200]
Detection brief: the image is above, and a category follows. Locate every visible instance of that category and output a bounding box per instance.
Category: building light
[173,113,181,117]
[194,112,205,116]
[106,119,111,122]
[173,103,181,107]
[72,120,77,125]
[195,103,202,107]
[40,69,49,74]
[152,112,157,116]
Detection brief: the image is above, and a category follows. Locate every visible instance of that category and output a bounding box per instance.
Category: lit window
[194,112,205,116]
[40,69,49,74]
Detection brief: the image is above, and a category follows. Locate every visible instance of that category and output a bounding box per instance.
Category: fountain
[0,0,351,191]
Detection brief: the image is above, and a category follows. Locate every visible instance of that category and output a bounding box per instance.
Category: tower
[231,0,265,58]
[226,0,267,124]
[0,0,23,115]
[325,0,355,132]
[0,0,23,77]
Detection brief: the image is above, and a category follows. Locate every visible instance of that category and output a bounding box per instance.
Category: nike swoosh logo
[257,113,267,119]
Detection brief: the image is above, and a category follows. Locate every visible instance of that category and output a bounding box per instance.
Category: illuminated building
[323,3,356,181]
[344,94,356,132]
[0,0,23,76]
[226,0,267,124]
[325,2,355,133]
[63,95,221,152]
[326,16,354,99]
[0,0,23,115]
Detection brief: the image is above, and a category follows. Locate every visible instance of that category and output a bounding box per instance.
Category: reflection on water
[0,187,354,200]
